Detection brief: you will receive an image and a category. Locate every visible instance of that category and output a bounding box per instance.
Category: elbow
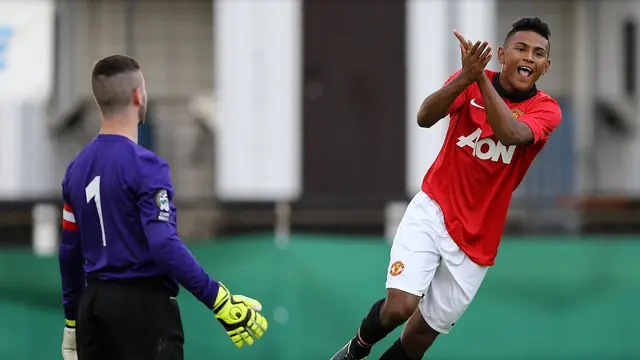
[148,238,171,264]
[417,118,435,128]
[59,245,79,264]
[147,232,186,274]
[417,109,440,128]
[417,118,431,128]
[496,131,528,146]
[497,135,518,146]
[494,117,535,146]
[148,240,178,276]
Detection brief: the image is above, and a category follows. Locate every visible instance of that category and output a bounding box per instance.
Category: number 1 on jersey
[85,176,107,246]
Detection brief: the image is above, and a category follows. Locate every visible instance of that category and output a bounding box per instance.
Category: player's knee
[380,289,420,327]
[399,310,440,357]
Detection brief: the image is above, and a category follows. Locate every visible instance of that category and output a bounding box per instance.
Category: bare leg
[329,288,420,359]
[379,308,439,359]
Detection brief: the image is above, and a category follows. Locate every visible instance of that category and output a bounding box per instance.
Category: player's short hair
[91,54,143,116]
[504,17,551,55]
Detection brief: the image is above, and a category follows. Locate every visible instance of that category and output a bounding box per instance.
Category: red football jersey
[422,69,561,266]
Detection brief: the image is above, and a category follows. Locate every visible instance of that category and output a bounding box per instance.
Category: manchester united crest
[389,261,405,276]
[511,107,524,119]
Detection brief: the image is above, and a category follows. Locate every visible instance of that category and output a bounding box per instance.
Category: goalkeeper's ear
[234,295,263,311]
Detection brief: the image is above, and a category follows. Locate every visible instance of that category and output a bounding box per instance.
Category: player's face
[497,30,551,92]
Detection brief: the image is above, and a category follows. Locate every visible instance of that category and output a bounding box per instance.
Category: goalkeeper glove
[61,320,78,360]
[213,282,268,348]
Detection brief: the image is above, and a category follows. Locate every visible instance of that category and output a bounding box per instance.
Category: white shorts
[385,191,488,334]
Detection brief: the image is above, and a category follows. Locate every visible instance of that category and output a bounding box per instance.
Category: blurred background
[1,0,639,359]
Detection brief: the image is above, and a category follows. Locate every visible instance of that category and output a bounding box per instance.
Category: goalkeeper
[58,54,267,360]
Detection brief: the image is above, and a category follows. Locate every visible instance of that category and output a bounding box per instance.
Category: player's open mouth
[517,66,533,77]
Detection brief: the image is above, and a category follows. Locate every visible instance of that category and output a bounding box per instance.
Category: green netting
[1,234,639,359]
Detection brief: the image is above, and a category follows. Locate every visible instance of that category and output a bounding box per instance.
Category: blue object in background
[0,26,14,71]
[519,97,575,203]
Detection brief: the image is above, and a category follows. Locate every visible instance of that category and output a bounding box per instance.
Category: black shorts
[76,277,184,360]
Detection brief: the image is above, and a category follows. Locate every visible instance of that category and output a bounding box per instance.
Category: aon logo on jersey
[456,128,516,164]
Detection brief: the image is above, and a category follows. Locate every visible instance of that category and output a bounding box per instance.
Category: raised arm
[418,40,491,128]
[417,71,473,128]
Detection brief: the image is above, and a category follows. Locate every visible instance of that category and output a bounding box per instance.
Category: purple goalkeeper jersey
[58,134,219,321]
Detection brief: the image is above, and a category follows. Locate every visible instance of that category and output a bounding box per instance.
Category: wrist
[476,72,491,85]
[65,319,76,328]
[456,71,475,88]
[213,282,230,311]
[64,307,78,324]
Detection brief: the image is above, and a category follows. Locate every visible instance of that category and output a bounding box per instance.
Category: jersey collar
[492,72,538,103]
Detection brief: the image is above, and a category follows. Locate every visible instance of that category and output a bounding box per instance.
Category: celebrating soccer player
[58,55,268,360]
[330,17,561,360]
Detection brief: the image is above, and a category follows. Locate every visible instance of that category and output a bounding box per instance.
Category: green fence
[1,234,639,359]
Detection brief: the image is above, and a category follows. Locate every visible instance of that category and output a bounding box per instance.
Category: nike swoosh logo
[470,98,484,109]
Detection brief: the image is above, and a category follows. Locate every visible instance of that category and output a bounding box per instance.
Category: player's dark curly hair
[504,17,551,54]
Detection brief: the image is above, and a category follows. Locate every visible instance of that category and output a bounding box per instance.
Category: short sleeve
[517,95,562,144]
[443,68,468,116]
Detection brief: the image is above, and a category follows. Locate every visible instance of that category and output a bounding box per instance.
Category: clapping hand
[453,30,492,83]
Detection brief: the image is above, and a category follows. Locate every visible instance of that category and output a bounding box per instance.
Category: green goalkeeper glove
[213,283,268,348]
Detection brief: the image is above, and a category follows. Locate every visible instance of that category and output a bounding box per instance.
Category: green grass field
[1,234,639,359]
